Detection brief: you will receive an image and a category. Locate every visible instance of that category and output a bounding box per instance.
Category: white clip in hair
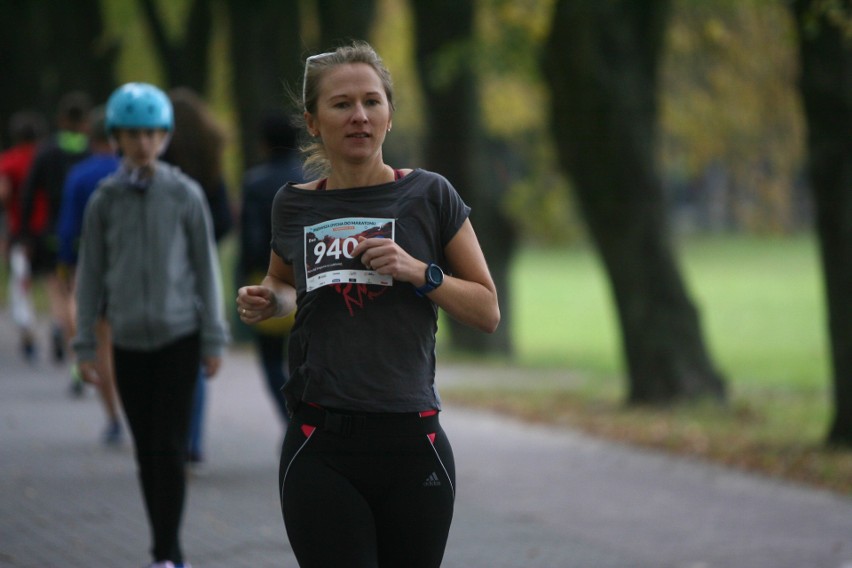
[303,52,335,111]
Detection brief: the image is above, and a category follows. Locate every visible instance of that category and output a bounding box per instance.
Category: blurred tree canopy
[660,0,807,234]
[0,0,813,242]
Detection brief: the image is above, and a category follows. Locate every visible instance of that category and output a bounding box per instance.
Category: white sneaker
[149,562,175,568]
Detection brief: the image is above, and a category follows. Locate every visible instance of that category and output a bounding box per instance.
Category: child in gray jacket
[72,82,228,568]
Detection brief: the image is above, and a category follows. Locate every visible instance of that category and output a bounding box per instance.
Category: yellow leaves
[481,78,545,136]
[703,17,731,47]
[480,0,556,44]
[659,0,806,233]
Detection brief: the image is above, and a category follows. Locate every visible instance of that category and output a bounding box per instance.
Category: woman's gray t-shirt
[270,169,470,413]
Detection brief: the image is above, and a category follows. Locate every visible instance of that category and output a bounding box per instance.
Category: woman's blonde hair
[298,40,395,178]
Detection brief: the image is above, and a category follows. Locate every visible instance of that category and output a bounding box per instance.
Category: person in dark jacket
[237,112,305,427]
[19,91,91,369]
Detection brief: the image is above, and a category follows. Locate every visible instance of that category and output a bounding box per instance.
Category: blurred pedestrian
[19,91,92,391]
[57,106,123,445]
[236,41,500,567]
[0,110,48,361]
[161,86,234,472]
[236,112,305,428]
[73,82,229,568]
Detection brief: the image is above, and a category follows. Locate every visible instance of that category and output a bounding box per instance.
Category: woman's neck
[324,158,393,190]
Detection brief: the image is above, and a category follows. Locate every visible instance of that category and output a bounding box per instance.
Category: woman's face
[306,63,392,168]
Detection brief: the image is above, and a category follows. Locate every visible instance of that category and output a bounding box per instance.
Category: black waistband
[293,404,439,437]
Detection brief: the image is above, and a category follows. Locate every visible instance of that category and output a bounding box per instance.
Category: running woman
[236,41,500,567]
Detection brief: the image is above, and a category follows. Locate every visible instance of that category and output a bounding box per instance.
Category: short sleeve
[436,174,471,247]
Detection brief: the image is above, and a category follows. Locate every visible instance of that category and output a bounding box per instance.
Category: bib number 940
[313,237,358,264]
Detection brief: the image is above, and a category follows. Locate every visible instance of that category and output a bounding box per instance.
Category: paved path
[1,311,851,567]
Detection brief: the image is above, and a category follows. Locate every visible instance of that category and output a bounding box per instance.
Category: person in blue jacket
[57,106,122,443]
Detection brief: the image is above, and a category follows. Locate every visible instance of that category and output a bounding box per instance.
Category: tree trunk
[542,0,725,403]
[791,0,852,447]
[316,0,376,50]
[44,0,117,103]
[137,0,212,93]
[0,0,116,139]
[226,0,303,171]
[0,2,47,138]
[410,0,514,354]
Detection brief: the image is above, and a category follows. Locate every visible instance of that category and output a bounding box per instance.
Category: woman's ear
[305,111,319,137]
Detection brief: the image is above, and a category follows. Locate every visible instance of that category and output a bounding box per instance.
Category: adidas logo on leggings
[423,472,441,487]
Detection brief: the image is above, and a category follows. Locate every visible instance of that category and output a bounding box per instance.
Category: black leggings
[279,406,456,568]
[113,333,200,565]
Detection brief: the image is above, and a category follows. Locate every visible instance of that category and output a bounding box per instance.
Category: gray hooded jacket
[73,162,229,363]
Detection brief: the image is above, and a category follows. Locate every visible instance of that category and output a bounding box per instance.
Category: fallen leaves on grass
[443,388,852,496]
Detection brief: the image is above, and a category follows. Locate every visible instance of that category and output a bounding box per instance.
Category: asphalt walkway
[2,310,851,567]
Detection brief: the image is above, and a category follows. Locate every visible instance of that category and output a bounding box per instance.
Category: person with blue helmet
[105,82,174,131]
[72,82,229,568]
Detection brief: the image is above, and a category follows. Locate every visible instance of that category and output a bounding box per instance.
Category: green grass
[509,233,828,391]
[510,242,620,372]
[442,233,852,494]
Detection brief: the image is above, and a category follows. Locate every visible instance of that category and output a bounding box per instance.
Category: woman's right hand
[236,285,279,324]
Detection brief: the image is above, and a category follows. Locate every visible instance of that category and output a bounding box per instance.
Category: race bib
[304,217,395,292]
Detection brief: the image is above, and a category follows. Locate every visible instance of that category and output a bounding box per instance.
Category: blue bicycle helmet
[105,83,173,132]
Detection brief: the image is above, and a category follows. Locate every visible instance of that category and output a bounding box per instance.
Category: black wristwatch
[415,263,444,297]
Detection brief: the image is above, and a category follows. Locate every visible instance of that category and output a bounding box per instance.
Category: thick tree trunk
[316,0,376,50]
[226,0,303,171]
[543,0,725,403]
[410,0,514,354]
[792,0,852,447]
[0,0,116,139]
[137,0,212,93]
[44,0,117,103]
[0,2,48,138]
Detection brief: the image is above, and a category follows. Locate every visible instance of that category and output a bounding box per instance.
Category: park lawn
[440,233,852,495]
[507,233,828,389]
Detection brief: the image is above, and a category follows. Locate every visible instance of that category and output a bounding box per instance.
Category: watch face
[427,264,444,286]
